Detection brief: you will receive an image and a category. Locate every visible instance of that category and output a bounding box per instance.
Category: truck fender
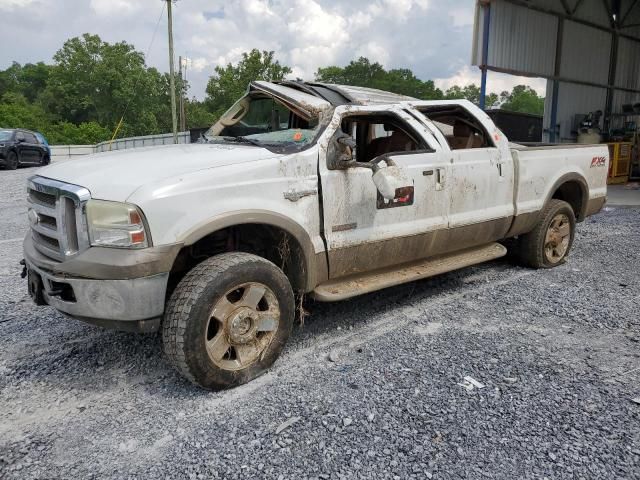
[544,172,589,222]
[180,210,327,292]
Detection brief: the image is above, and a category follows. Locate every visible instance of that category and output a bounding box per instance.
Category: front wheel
[162,252,295,390]
[6,151,19,170]
[516,199,576,269]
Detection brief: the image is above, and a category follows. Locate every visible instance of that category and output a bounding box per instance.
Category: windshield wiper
[233,136,264,147]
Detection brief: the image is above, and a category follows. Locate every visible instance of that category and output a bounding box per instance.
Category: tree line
[0,34,545,145]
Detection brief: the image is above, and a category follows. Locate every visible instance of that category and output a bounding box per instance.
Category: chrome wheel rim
[205,282,280,371]
[544,213,571,264]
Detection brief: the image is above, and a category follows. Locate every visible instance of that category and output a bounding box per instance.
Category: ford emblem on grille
[27,209,40,227]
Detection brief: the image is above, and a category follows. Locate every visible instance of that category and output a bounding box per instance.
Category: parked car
[34,132,51,159]
[0,129,50,169]
[22,82,609,390]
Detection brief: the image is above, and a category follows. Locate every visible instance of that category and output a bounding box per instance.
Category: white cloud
[90,0,141,16]
[189,57,209,72]
[241,0,274,17]
[435,65,548,96]
[214,47,246,68]
[0,0,36,10]
[1,0,522,101]
[286,0,348,46]
[449,6,474,27]
[356,41,390,66]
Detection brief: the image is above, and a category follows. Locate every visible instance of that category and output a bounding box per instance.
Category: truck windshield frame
[204,93,325,154]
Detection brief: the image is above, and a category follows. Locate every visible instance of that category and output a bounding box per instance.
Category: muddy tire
[517,199,576,269]
[162,252,295,390]
[6,151,19,170]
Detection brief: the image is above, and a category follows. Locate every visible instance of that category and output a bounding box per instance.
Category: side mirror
[327,132,355,169]
[17,137,26,143]
[373,166,411,200]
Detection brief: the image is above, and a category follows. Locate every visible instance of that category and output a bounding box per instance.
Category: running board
[313,242,507,302]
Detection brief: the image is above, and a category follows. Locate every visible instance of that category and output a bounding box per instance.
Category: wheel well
[167,224,308,298]
[551,181,585,221]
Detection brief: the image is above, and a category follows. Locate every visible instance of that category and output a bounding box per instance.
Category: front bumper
[23,235,182,332]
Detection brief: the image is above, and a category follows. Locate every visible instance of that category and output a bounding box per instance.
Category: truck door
[410,102,515,244]
[318,105,449,279]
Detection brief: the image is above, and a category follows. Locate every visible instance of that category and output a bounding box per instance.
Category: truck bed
[509,142,604,151]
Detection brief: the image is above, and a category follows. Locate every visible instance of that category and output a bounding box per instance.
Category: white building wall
[474,0,640,143]
[559,21,612,86]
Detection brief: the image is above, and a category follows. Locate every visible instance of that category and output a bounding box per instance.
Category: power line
[108,1,167,150]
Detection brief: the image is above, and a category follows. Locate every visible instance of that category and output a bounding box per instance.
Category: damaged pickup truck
[22,81,609,389]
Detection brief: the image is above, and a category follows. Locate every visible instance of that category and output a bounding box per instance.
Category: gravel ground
[1,165,639,479]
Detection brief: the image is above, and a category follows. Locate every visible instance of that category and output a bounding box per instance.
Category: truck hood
[38,143,278,201]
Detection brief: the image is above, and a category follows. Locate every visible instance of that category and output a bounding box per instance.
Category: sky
[0,0,547,99]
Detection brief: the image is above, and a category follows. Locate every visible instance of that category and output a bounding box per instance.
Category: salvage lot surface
[1,166,639,479]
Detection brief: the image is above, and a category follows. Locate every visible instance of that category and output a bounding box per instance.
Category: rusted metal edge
[312,243,507,302]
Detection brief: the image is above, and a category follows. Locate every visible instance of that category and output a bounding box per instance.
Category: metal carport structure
[472,0,640,142]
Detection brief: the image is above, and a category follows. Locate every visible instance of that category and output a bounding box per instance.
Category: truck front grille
[27,176,91,262]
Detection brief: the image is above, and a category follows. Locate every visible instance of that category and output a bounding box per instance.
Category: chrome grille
[27,176,91,262]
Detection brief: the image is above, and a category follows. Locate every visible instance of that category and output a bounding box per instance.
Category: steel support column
[549,18,564,143]
[604,32,620,135]
[479,1,492,110]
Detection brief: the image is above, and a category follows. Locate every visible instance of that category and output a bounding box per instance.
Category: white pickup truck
[23,81,608,389]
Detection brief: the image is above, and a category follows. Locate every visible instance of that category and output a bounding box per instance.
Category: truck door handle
[436,168,445,191]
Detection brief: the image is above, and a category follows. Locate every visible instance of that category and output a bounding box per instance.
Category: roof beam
[600,0,615,28]
[560,0,572,15]
[621,0,640,26]
[500,0,640,42]
[572,0,587,15]
[484,64,640,95]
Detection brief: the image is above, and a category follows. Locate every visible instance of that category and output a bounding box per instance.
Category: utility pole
[179,55,186,132]
[167,0,178,144]
[182,56,188,131]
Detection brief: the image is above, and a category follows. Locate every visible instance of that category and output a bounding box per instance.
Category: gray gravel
[1,165,639,479]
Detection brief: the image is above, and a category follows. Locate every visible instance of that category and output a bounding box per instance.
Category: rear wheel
[6,151,18,170]
[162,252,295,390]
[40,155,50,166]
[517,199,576,268]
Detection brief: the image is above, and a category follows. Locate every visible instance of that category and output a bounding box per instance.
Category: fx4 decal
[591,156,606,168]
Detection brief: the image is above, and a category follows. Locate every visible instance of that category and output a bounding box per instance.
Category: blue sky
[0,0,546,99]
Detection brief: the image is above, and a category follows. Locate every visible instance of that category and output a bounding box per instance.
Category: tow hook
[19,259,27,279]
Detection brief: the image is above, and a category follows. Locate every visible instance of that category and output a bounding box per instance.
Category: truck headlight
[86,200,150,248]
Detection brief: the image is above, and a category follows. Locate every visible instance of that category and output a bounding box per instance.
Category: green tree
[315,57,444,100]
[205,49,292,119]
[0,62,52,103]
[0,92,51,132]
[443,84,499,107]
[41,33,171,137]
[185,98,217,128]
[499,85,544,115]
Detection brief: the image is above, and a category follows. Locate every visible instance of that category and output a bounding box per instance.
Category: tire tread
[162,252,291,387]
[517,199,575,269]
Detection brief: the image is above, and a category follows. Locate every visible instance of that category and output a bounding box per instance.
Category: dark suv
[0,129,51,170]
